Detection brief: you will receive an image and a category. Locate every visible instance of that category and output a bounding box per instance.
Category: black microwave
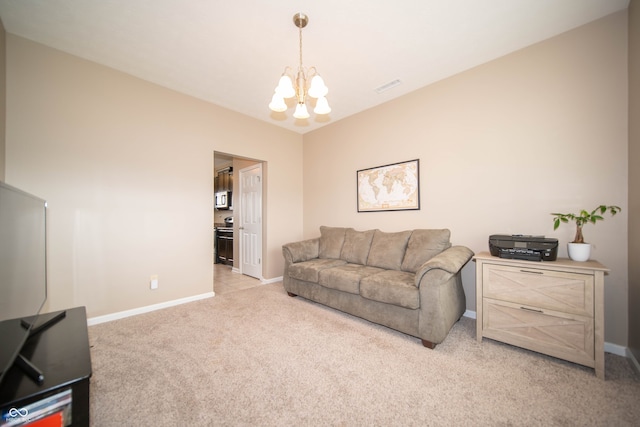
[215,191,231,209]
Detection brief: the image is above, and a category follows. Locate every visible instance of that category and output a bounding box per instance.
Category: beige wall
[4,35,303,318]
[304,12,629,346]
[628,0,640,363]
[0,18,6,180]
[2,9,634,350]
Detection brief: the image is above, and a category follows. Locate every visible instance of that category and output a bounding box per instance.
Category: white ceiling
[0,0,630,134]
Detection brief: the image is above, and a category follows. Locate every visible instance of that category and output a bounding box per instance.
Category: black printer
[489,234,558,261]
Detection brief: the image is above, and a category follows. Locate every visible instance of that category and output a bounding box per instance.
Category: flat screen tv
[0,181,48,387]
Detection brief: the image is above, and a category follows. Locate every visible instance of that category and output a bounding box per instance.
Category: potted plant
[551,205,621,261]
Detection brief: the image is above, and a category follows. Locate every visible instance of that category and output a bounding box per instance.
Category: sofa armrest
[415,245,474,286]
[282,238,320,263]
[415,245,474,344]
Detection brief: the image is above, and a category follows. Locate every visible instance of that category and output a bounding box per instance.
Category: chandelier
[268,13,331,119]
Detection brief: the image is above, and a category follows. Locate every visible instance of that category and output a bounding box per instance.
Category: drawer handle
[519,269,543,274]
[520,306,543,313]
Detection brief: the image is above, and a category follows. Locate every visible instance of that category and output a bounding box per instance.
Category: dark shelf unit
[0,306,92,426]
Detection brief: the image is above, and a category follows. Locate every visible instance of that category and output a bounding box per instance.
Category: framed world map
[357,159,420,212]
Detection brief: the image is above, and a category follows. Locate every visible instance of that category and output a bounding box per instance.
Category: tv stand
[0,307,92,426]
[16,310,68,385]
[22,310,67,337]
[14,354,44,385]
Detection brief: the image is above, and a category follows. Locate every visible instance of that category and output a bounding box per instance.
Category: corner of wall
[628,0,640,368]
[0,16,6,181]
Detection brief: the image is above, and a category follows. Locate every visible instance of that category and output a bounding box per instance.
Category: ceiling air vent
[374,79,401,94]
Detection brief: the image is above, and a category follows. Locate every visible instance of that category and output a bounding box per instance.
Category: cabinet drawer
[483,299,594,366]
[483,264,594,317]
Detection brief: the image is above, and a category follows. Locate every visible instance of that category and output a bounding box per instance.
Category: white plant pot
[567,242,591,262]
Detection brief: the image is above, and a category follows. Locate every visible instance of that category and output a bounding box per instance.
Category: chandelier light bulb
[276,75,295,98]
[308,75,328,98]
[269,93,287,112]
[293,103,310,119]
[313,96,331,115]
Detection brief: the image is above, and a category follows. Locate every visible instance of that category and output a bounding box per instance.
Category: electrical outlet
[150,275,159,290]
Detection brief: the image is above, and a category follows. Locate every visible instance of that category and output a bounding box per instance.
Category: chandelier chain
[298,23,303,72]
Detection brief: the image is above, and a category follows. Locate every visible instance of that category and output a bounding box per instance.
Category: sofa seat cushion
[288,259,347,283]
[360,270,419,309]
[318,264,385,294]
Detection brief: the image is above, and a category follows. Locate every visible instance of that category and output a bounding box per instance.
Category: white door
[239,164,263,279]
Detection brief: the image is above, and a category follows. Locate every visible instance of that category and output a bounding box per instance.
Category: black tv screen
[0,181,47,387]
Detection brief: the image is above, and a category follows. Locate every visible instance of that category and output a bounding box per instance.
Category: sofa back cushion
[319,226,347,259]
[401,229,452,273]
[366,230,412,270]
[340,228,376,264]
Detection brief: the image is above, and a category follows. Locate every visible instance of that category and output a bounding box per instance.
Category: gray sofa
[282,226,474,348]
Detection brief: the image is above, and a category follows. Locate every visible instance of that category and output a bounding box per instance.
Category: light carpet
[88,282,640,426]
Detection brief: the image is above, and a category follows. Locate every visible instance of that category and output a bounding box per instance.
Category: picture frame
[357,159,420,212]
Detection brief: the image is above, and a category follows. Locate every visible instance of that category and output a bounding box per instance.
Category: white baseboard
[262,275,283,285]
[87,292,215,326]
[628,348,640,374]
[604,342,627,357]
[229,267,282,285]
[462,309,628,357]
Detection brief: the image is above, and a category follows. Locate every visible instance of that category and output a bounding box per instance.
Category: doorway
[213,263,260,295]
[213,152,265,289]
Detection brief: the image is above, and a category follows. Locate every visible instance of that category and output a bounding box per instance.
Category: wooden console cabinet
[474,252,608,379]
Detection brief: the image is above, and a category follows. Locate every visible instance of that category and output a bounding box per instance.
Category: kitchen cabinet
[216,228,233,265]
[215,168,233,193]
